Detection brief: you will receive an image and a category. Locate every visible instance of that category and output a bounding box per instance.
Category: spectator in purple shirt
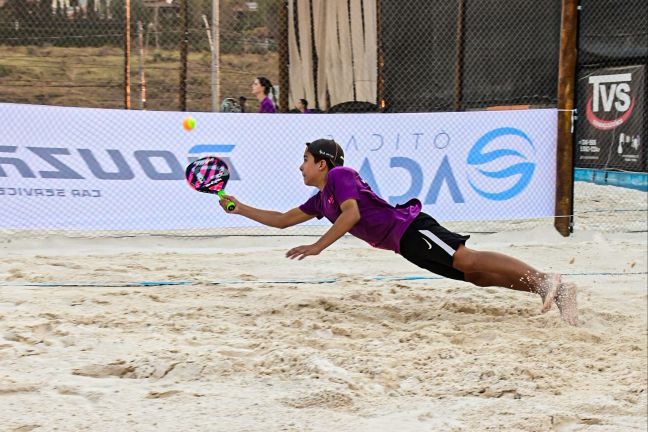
[252,76,277,113]
[217,139,578,326]
[296,98,311,113]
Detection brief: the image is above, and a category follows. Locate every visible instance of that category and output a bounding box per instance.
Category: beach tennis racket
[185,156,236,211]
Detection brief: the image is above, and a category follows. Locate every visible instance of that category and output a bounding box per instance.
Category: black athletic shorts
[399,212,470,281]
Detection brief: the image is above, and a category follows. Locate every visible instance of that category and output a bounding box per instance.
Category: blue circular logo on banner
[467,127,536,201]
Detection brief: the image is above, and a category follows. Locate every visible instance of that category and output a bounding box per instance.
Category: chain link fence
[0,0,646,236]
[380,1,562,113]
[572,0,647,232]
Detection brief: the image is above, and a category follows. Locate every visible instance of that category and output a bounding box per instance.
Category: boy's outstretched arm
[286,198,361,260]
[218,194,314,228]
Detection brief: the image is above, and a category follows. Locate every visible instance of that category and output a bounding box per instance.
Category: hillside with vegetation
[0,0,280,111]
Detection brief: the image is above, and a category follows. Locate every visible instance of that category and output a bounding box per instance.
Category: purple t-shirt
[299,167,421,253]
[259,96,276,113]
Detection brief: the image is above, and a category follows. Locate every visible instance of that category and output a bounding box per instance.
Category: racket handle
[217,190,236,211]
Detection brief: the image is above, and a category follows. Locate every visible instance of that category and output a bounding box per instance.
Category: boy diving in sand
[218,139,578,325]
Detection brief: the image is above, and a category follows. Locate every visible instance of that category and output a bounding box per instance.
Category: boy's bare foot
[556,282,578,326]
[538,273,578,326]
[540,273,561,313]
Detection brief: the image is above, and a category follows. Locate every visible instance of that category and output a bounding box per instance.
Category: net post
[555,0,579,236]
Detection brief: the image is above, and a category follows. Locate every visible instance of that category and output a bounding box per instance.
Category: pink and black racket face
[185,156,231,194]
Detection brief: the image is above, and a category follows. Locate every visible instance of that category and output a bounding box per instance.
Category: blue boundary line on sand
[1,272,645,287]
[575,168,648,192]
[0,281,194,287]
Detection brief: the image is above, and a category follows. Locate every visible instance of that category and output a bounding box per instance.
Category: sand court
[0,224,646,431]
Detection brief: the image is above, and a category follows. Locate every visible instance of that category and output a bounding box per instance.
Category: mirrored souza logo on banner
[586,73,636,130]
[0,144,240,198]
[467,127,536,201]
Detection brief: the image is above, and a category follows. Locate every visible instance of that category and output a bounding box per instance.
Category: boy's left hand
[286,244,322,260]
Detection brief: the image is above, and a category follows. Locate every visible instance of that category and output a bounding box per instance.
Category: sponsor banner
[0,104,557,230]
[576,64,646,171]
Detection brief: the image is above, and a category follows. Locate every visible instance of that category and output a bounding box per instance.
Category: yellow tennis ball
[183,116,196,131]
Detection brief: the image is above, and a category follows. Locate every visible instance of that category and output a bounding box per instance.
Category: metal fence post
[179,0,188,112]
[453,0,465,112]
[278,0,289,112]
[124,0,131,109]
